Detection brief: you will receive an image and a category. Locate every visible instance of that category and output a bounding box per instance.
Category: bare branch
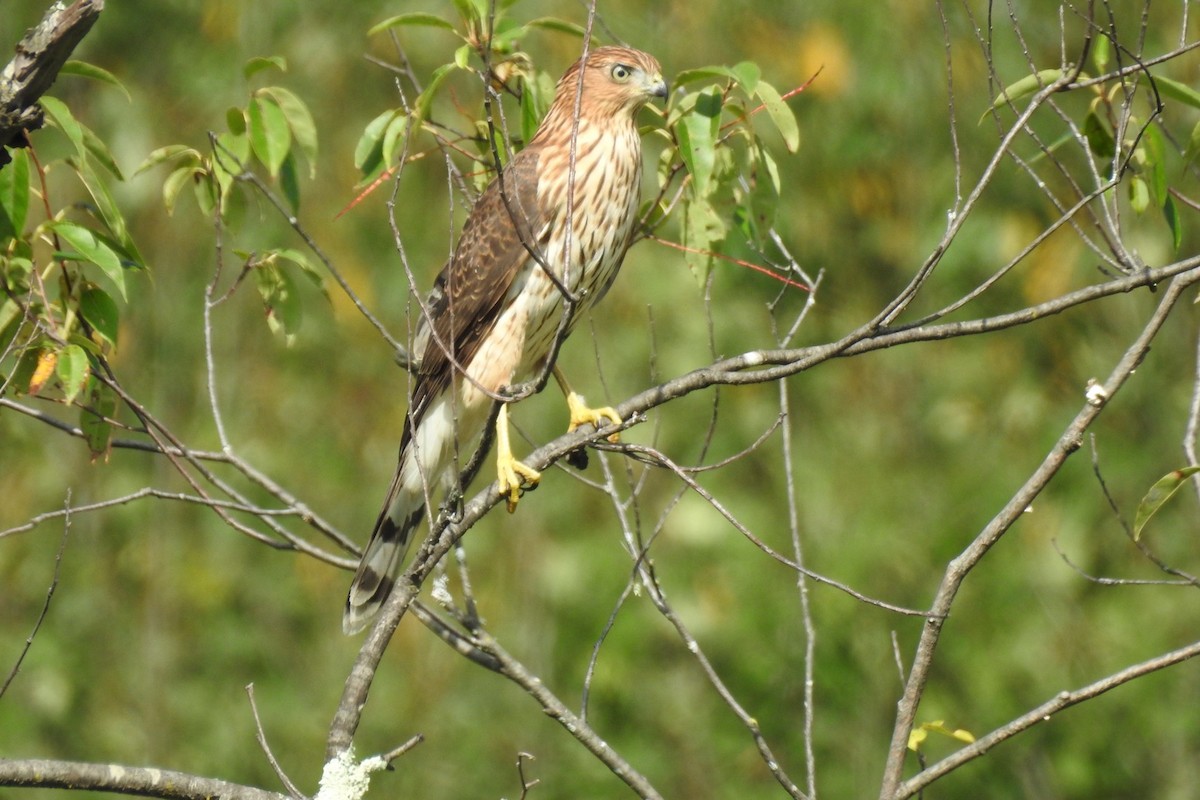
[0,758,288,800]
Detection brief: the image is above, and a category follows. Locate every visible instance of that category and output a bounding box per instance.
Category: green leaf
[248,93,291,177]
[212,129,251,202]
[674,66,741,88]
[244,55,287,80]
[226,106,248,136]
[382,112,409,168]
[60,60,131,102]
[81,378,116,461]
[1134,467,1200,540]
[1129,176,1149,214]
[755,80,800,152]
[133,145,201,177]
[49,221,126,299]
[354,109,399,175]
[163,165,198,215]
[80,284,120,349]
[1083,111,1115,161]
[1154,74,1200,111]
[524,16,590,40]
[746,143,781,236]
[682,197,726,285]
[368,12,457,36]
[56,343,90,405]
[451,0,485,25]
[254,261,302,344]
[280,150,301,212]
[415,63,460,123]
[0,147,30,240]
[677,87,721,197]
[261,86,318,177]
[1183,120,1200,167]
[1141,123,1167,207]
[39,95,85,156]
[1092,34,1110,72]
[275,247,328,295]
[75,156,144,268]
[79,121,124,179]
[1164,194,1182,251]
[730,61,761,95]
[984,69,1065,116]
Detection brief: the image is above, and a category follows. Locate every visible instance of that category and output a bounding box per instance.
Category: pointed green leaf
[49,221,126,299]
[60,60,131,102]
[415,63,460,123]
[677,87,721,196]
[212,129,251,202]
[226,106,248,136]
[244,55,287,80]
[133,145,201,177]
[682,197,726,285]
[1134,467,1200,540]
[0,147,30,239]
[248,93,291,177]
[1141,123,1167,207]
[275,247,328,295]
[984,69,1065,116]
[674,66,740,88]
[730,61,761,95]
[382,112,410,168]
[1092,34,1110,72]
[280,150,301,212]
[81,377,116,461]
[80,285,120,349]
[254,261,301,344]
[1084,111,1115,161]
[39,95,85,156]
[79,121,124,179]
[1129,176,1149,214]
[56,343,90,405]
[163,165,197,215]
[261,86,318,177]
[1164,194,1182,251]
[75,156,144,267]
[1154,74,1200,111]
[354,109,398,176]
[524,16,590,39]
[368,12,457,36]
[755,80,800,152]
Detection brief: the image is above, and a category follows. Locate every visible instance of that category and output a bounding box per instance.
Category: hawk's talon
[566,391,622,443]
[496,403,540,513]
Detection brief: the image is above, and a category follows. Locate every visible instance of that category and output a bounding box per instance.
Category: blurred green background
[3,1,1200,798]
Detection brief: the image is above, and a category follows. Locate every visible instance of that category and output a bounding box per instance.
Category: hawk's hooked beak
[648,75,669,100]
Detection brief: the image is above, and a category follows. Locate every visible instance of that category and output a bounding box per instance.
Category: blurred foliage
[3,1,1200,799]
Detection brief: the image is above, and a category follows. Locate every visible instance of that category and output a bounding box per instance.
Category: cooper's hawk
[344,46,667,634]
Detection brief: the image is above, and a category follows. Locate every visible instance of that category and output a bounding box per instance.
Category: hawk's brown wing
[404,146,548,440]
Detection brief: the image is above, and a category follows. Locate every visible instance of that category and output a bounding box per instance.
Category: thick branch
[0,758,286,800]
[0,0,104,166]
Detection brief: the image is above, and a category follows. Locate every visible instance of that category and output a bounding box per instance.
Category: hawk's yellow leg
[554,366,621,443]
[496,403,540,513]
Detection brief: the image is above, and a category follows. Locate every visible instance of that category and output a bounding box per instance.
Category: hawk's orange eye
[611,64,632,82]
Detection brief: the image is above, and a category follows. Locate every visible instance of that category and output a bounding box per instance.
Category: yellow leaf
[29,348,58,395]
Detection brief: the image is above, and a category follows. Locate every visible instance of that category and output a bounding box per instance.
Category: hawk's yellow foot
[566,391,622,443]
[496,403,540,513]
[554,366,622,443]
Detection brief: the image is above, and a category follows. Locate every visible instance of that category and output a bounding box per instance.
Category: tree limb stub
[0,0,104,167]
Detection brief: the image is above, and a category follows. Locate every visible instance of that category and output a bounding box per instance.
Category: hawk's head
[556,46,667,120]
